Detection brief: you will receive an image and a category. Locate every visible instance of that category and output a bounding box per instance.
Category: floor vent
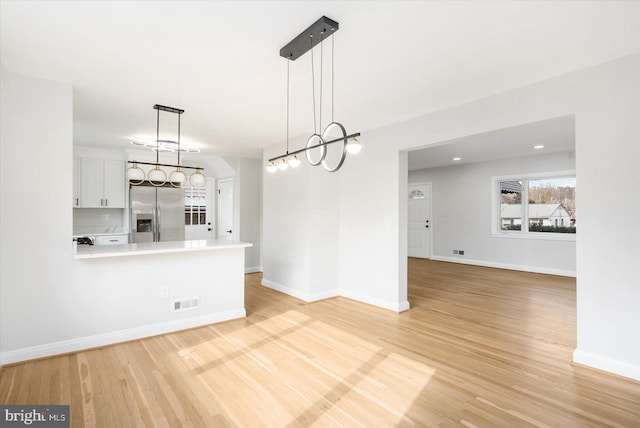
[172,296,200,312]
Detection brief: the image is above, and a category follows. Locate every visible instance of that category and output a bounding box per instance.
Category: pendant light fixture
[127,104,205,187]
[125,162,145,185]
[267,16,361,174]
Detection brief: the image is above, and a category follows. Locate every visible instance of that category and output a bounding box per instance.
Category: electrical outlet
[453,250,459,255]
[459,250,465,255]
[160,286,169,298]
[101,214,110,221]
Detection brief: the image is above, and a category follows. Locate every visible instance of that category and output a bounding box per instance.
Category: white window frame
[491,170,576,241]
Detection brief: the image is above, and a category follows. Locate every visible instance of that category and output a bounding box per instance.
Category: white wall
[409,151,576,276]
[0,71,246,364]
[262,141,315,300]
[262,54,640,380]
[1,71,74,358]
[339,134,409,311]
[308,159,341,300]
[262,134,407,311]
[235,157,262,272]
[261,138,343,302]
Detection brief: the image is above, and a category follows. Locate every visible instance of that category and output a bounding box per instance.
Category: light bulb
[170,168,187,187]
[148,166,167,186]
[346,137,362,154]
[277,159,289,171]
[189,169,206,187]
[126,162,145,185]
[266,161,277,173]
[288,155,301,168]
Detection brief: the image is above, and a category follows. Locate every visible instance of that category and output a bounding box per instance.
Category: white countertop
[75,239,252,259]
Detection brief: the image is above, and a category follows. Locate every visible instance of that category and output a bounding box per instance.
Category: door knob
[226,230,232,233]
[207,228,212,231]
[425,225,429,228]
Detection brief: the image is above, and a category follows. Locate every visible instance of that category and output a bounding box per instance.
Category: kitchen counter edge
[75,239,253,259]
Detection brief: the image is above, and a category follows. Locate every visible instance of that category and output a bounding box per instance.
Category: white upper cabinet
[103,159,125,208]
[73,156,81,207]
[79,158,125,208]
[80,158,103,207]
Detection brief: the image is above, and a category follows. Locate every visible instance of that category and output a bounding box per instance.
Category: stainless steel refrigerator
[130,184,185,243]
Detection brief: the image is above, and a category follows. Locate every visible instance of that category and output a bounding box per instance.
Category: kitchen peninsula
[2,239,251,364]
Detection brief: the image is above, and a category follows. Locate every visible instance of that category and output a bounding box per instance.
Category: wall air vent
[172,296,200,312]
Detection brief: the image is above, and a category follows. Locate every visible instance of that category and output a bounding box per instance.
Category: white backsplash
[73,208,125,234]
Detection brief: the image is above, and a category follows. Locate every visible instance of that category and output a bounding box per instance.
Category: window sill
[491,232,576,241]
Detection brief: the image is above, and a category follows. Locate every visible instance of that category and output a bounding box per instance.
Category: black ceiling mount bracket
[280,16,339,61]
[153,104,184,115]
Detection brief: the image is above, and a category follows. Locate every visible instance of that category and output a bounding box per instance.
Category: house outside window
[493,171,576,240]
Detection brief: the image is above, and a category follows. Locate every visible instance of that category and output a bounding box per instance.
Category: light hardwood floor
[1,259,639,426]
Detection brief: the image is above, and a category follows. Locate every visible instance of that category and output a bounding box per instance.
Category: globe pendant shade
[148,167,167,186]
[170,168,187,187]
[190,169,206,187]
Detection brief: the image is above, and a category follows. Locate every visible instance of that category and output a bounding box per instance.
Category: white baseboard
[262,279,409,312]
[397,300,411,312]
[262,278,308,301]
[261,278,338,302]
[430,255,576,277]
[0,308,246,366]
[339,289,410,313]
[245,266,262,274]
[309,289,340,302]
[573,349,640,381]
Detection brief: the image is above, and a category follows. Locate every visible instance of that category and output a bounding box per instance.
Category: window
[409,189,425,200]
[499,180,523,230]
[184,185,207,226]
[493,172,576,239]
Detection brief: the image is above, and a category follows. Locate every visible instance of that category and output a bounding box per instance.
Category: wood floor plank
[2,259,639,426]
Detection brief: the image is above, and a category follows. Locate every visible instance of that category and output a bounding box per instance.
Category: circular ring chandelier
[267,16,361,174]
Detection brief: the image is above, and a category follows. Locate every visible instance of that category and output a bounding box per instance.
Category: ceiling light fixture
[453,157,461,161]
[534,145,545,149]
[126,104,205,188]
[131,139,200,153]
[267,16,361,174]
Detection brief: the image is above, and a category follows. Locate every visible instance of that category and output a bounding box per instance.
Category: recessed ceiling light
[534,145,545,149]
[453,157,461,161]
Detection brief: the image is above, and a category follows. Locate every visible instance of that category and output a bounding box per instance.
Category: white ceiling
[2,1,640,160]
[408,115,575,171]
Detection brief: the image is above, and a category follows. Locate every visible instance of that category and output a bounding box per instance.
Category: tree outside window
[498,175,576,234]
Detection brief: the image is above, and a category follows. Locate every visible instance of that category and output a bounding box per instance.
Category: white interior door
[217,179,234,240]
[408,183,431,258]
[184,179,214,240]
